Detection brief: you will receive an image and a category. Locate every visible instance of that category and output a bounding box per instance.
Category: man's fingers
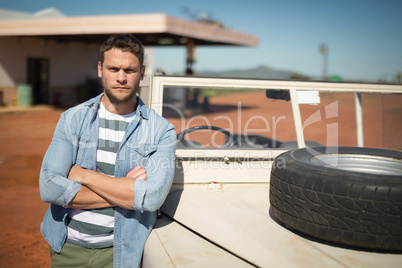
[126,166,147,180]
[135,173,147,181]
[126,165,141,177]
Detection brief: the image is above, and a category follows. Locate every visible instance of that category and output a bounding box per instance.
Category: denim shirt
[39,94,176,267]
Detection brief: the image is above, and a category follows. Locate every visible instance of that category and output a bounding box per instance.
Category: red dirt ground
[0,92,400,267]
[0,110,62,267]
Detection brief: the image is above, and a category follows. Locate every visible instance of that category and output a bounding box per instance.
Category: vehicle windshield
[156,78,402,151]
[162,87,296,149]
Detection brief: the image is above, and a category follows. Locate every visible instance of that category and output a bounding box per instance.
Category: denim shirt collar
[84,93,150,120]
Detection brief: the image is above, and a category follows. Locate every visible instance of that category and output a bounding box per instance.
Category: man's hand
[126,165,147,181]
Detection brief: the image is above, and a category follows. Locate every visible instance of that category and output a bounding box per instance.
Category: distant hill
[194,65,310,80]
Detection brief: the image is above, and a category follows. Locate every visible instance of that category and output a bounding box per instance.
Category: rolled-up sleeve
[39,112,83,207]
[133,123,176,212]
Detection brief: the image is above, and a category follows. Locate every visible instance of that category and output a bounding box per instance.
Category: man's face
[98,48,145,104]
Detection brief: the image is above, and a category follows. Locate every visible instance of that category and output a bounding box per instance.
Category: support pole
[289,89,306,148]
[354,93,364,147]
[186,39,195,75]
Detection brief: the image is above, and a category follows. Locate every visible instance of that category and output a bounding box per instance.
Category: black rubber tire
[269,146,402,251]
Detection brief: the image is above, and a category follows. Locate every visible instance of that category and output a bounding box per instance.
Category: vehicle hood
[161,183,354,267]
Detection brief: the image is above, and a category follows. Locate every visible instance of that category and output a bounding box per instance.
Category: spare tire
[269,147,402,251]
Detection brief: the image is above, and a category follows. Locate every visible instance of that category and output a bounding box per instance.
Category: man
[39,34,176,267]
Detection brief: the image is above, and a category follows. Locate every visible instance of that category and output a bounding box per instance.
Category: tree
[395,72,402,84]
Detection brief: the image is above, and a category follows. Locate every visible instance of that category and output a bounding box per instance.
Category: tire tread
[269,148,402,251]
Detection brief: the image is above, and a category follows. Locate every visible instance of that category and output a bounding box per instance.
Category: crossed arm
[68,165,147,210]
[40,110,176,212]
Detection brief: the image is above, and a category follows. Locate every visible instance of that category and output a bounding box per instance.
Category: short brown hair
[100,34,145,66]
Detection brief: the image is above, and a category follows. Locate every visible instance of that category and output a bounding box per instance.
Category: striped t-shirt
[66,102,136,248]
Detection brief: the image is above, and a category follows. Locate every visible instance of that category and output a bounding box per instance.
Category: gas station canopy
[0,12,259,47]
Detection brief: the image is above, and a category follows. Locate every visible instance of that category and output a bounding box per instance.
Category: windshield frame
[139,75,402,158]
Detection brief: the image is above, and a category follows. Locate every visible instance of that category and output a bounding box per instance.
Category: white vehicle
[139,76,402,267]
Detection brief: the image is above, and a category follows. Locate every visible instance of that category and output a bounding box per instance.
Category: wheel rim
[310,154,402,176]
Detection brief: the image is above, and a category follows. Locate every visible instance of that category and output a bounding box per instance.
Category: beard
[103,78,140,105]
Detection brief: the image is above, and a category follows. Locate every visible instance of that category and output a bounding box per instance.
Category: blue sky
[1,0,401,82]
